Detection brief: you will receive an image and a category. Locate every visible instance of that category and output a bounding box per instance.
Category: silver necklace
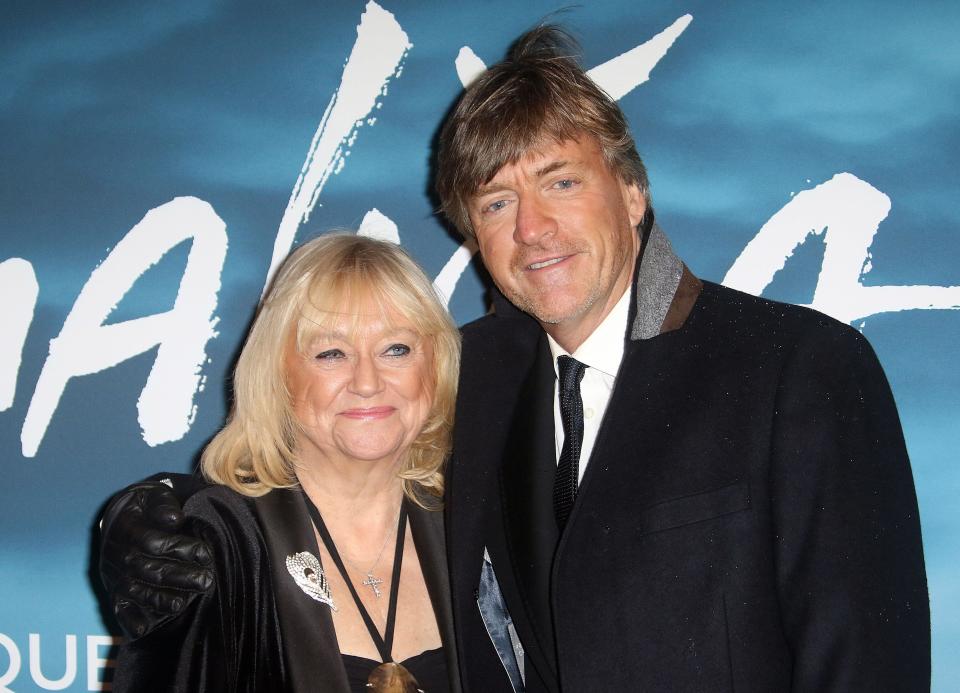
[342,507,400,598]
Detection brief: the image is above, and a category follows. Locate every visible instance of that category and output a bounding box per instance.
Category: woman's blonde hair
[201,233,461,506]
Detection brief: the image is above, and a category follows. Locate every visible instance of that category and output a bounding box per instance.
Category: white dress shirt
[547,287,631,481]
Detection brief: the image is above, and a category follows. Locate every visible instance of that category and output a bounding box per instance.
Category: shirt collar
[547,285,631,379]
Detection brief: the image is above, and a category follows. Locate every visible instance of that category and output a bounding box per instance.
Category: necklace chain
[339,505,401,598]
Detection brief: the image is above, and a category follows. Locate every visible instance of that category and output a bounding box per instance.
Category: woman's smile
[340,406,397,420]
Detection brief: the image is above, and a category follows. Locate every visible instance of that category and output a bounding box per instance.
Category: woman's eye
[553,178,576,190]
[384,343,411,357]
[315,348,345,360]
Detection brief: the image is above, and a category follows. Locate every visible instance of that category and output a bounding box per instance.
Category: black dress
[342,649,449,692]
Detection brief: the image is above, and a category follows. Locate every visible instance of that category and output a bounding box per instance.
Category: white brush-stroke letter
[587,14,692,99]
[21,197,227,457]
[0,258,39,411]
[433,239,478,309]
[358,208,400,244]
[724,173,960,324]
[456,14,692,96]
[265,1,411,294]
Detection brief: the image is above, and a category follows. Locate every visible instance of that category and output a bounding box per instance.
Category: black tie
[553,355,587,529]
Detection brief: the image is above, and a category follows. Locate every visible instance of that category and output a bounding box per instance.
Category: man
[101,26,929,691]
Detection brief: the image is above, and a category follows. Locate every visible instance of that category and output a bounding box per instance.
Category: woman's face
[285,301,434,469]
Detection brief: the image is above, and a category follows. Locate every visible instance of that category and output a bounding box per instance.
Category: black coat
[445,226,929,692]
[114,486,461,693]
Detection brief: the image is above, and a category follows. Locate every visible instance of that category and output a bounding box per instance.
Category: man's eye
[553,179,576,190]
[484,199,508,214]
[383,343,411,357]
[315,349,345,360]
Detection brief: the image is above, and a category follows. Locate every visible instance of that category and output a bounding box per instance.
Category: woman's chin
[336,438,405,466]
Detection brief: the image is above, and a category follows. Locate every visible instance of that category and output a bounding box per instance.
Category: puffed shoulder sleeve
[112,488,273,693]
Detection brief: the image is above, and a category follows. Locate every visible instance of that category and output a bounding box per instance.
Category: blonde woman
[113,234,461,693]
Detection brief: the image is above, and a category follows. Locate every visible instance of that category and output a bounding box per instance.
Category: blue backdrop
[2,2,957,690]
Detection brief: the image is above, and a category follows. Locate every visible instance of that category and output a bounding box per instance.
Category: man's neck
[547,283,633,369]
[541,258,637,353]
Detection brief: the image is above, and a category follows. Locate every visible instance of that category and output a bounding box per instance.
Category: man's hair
[201,233,461,507]
[436,24,651,238]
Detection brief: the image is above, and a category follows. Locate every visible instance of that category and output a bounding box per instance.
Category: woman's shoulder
[184,485,306,546]
[184,483,257,519]
[182,485,277,551]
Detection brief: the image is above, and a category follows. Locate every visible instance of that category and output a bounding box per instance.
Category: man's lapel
[562,223,703,528]
[494,332,561,684]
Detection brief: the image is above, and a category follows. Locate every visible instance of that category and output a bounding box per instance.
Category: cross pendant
[362,572,384,598]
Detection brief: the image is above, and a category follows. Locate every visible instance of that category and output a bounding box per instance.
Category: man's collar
[631,223,684,340]
[547,286,630,378]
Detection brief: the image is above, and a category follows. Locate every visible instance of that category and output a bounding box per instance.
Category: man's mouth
[527,256,568,270]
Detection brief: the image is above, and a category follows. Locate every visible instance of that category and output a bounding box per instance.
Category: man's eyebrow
[533,159,571,178]
[473,159,578,198]
[473,182,512,198]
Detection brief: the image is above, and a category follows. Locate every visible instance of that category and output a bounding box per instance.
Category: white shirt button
[584,407,595,419]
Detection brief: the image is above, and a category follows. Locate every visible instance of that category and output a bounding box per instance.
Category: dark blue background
[2,2,957,689]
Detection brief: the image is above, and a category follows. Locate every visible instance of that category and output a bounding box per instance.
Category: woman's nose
[348,354,384,396]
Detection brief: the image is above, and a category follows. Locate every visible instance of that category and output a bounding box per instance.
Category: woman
[113,234,462,692]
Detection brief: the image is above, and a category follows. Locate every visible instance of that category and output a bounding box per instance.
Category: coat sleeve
[769,325,929,691]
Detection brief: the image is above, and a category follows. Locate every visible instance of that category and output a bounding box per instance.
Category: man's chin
[522,299,592,327]
[499,282,596,325]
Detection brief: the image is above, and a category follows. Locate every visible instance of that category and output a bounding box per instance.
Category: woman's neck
[295,455,406,551]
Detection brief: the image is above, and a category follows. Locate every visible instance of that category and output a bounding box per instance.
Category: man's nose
[513,194,557,246]
[348,354,384,396]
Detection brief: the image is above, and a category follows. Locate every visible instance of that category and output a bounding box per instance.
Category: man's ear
[624,182,645,229]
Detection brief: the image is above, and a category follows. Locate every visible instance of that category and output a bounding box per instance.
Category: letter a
[21,197,227,457]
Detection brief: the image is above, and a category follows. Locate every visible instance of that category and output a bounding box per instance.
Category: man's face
[468,136,645,350]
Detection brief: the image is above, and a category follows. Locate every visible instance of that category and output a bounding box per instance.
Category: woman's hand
[99,477,215,639]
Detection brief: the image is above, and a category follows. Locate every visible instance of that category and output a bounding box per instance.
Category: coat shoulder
[697,280,875,362]
[459,311,542,385]
[461,310,539,349]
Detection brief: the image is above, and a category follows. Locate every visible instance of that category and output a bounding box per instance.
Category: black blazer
[446,225,929,692]
[114,486,461,693]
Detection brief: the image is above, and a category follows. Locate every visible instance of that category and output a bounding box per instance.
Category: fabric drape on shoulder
[113,486,293,692]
